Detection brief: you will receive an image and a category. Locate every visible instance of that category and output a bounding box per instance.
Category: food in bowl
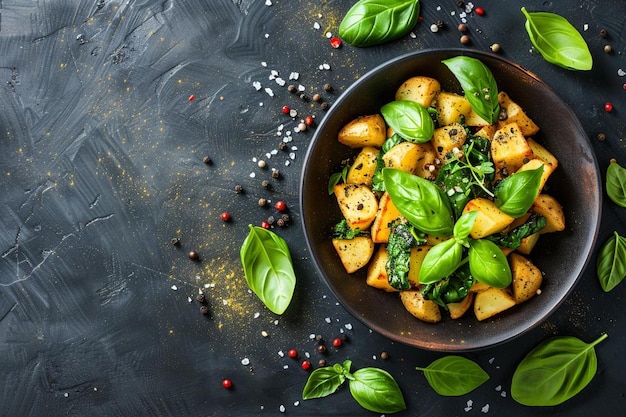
[328,56,564,323]
[300,49,600,351]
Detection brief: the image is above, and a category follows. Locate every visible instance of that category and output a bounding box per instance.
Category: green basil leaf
[468,239,511,288]
[453,211,478,243]
[441,56,500,124]
[521,7,593,71]
[349,367,407,413]
[511,334,608,406]
[596,231,626,292]
[606,161,626,207]
[240,225,296,315]
[338,0,420,47]
[418,238,463,285]
[383,168,454,236]
[494,166,544,217]
[302,366,346,400]
[416,356,489,396]
[380,100,435,143]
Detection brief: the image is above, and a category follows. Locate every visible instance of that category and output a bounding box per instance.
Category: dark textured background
[0,1,624,416]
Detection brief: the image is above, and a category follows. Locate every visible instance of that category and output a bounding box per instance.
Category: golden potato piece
[447,293,475,320]
[473,287,516,321]
[346,146,380,186]
[431,123,467,162]
[527,138,558,172]
[370,192,403,243]
[399,289,442,323]
[491,123,534,179]
[509,252,543,304]
[338,114,386,148]
[382,142,422,174]
[407,246,431,287]
[517,232,540,255]
[474,124,497,141]
[532,194,565,234]
[395,76,441,107]
[516,159,550,193]
[462,198,515,239]
[436,91,472,126]
[497,92,540,136]
[332,236,375,274]
[366,246,397,292]
[333,183,378,230]
[465,108,491,127]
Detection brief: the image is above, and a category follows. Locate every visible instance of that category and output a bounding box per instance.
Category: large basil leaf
[521,7,593,71]
[418,238,463,285]
[596,231,626,292]
[441,56,500,125]
[511,334,608,406]
[383,168,454,236]
[606,161,626,207]
[349,367,407,413]
[494,166,543,217]
[380,100,434,143]
[468,239,511,288]
[453,211,478,243]
[240,225,296,314]
[416,356,489,396]
[338,0,421,47]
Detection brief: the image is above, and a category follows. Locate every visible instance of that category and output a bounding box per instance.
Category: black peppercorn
[234,184,243,194]
[323,83,334,93]
[267,215,275,225]
[188,251,199,261]
[278,141,287,151]
[299,93,309,102]
[597,133,606,141]
[197,293,206,304]
[281,213,290,223]
[318,359,326,367]
[200,305,209,315]
[600,29,608,38]
[320,102,329,111]
[287,85,297,93]
[276,218,285,227]
[271,168,280,179]
[261,179,270,189]
[436,19,444,28]
[203,155,212,164]
[317,344,327,354]
[171,237,181,246]
[380,351,389,360]
[456,0,465,7]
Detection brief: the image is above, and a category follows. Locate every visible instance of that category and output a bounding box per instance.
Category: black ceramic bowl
[300,49,601,351]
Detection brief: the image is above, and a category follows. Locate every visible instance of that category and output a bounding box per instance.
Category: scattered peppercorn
[304,115,315,126]
[475,6,485,15]
[299,93,309,102]
[288,349,298,358]
[260,221,270,229]
[271,168,280,179]
[220,212,231,222]
[197,293,206,304]
[604,44,613,53]
[261,179,271,189]
[330,36,342,49]
[171,237,181,246]
[234,184,243,194]
[203,155,212,164]
[301,360,311,370]
[188,94,195,102]
[600,29,608,38]
[490,43,501,52]
[281,213,290,223]
[287,85,297,93]
[458,23,467,32]
[317,344,327,354]
[318,359,326,367]
[222,379,232,389]
[460,35,470,45]
[456,0,465,7]
[257,160,267,169]
[436,19,444,28]
[605,102,614,112]
[200,305,209,315]
[380,351,389,360]
[258,198,267,207]
[188,251,200,261]
[332,338,342,347]
[597,133,606,141]
[281,105,290,114]
[320,102,330,111]
[275,201,287,211]
[276,218,285,227]
[278,141,287,151]
[323,83,334,93]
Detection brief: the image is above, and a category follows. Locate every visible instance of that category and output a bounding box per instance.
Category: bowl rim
[299,48,602,351]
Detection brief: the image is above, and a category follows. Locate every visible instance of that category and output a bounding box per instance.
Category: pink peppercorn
[222,379,232,389]
[475,6,485,16]
[282,105,290,114]
[330,37,342,49]
[605,102,613,112]
[301,360,311,370]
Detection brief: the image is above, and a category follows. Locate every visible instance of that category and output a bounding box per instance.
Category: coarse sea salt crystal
[618,68,625,76]
[275,78,285,86]
[313,22,321,30]
[252,81,262,91]
[241,357,250,365]
[289,72,299,80]
[265,0,272,6]
[279,405,286,413]
[481,404,490,413]
[264,87,274,97]
[171,285,178,291]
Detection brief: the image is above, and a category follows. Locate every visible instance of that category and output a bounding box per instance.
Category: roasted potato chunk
[400,289,442,323]
[370,192,404,243]
[334,183,379,230]
[463,198,515,239]
[346,146,380,186]
[431,123,467,162]
[532,194,565,234]
[509,253,543,304]
[366,246,397,292]
[497,92,540,136]
[332,236,375,274]
[491,123,534,180]
[395,76,441,107]
[435,91,472,126]
[474,287,516,321]
[338,114,386,148]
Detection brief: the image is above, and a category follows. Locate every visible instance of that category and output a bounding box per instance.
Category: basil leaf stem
[383,168,455,236]
[606,161,626,207]
[596,231,626,292]
[381,100,435,143]
[442,56,500,124]
[521,7,593,71]
[240,225,296,315]
[511,334,608,406]
[416,356,489,396]
[339,0,421,47]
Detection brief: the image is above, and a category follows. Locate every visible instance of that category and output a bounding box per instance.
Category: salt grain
[325,317,331,323]
[618,68,625,76]
[481,404,490,413]
[278,350,284,357]
[264,87,274,97]
[265,0,272,6]
[313,22,321,30]
[171,285,178,291]
[254,312,260,318]
[252,81,262,91]
[345,323,353,330]
[241,357,250,365]
[279,405,286,413]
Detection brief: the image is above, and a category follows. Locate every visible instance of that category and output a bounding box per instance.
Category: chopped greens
[386,221,426,290]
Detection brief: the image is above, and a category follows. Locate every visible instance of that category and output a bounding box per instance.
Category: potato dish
[329,73,565,323]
